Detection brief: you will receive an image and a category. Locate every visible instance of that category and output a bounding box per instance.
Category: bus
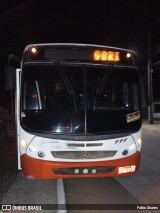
[16,43,142,180]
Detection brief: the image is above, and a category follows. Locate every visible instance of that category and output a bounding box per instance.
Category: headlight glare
[29,146,37,152]
[129,144,136,151]
[137,138,142,146]
[21,140,27,147]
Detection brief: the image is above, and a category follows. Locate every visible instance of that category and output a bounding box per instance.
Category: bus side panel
[15,69,21,170]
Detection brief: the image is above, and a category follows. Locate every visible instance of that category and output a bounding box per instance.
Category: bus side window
[23,81,39,110]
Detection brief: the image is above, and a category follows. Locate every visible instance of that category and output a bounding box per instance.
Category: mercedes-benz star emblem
[81,151,89,159]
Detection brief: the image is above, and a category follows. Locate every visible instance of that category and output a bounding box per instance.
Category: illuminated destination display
[93,50,120,62]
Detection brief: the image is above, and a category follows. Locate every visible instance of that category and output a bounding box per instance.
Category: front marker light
[126,52,132,58]
[31,47,37,54]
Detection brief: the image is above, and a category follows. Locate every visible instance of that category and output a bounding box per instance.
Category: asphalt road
[1,174,58,213]
[64,129,160,213]
[1,129,160,213]
[116,129,160,205]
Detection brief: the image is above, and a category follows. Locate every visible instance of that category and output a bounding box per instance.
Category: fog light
[92,169,96,174]
[75,169,79,174]
[21,140,27,147]
[38,151,45,158]
[83,169,88,174]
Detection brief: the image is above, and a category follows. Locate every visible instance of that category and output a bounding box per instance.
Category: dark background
[0,0,160,107]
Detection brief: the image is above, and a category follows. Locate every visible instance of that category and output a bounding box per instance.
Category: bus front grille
[51,151,117,159]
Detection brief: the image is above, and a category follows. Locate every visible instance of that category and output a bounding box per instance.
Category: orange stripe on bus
[21,152,141,180]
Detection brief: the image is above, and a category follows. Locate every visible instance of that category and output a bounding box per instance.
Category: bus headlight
[129,144,136,151]
[137,138,142,146]
[20,140,27,147]
[29,146,37,152]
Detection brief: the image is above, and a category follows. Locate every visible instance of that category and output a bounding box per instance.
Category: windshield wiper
[93,66,112,111]
[56,60,77,113]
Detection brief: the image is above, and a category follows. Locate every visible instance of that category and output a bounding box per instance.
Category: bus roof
[22,43,136,66]
[24,43,135,54]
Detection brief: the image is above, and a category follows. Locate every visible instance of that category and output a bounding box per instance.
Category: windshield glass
[21,64,141,135]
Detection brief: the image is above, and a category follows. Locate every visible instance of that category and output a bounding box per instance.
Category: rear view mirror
[4,65,16,90]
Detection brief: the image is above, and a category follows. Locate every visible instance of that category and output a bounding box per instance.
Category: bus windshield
[21,64,141,135]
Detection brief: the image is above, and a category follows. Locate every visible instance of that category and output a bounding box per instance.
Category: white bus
[16,43,142,179]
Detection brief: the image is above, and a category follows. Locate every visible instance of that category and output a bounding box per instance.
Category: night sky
[0,0,160,105]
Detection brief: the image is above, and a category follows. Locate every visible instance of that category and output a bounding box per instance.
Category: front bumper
[21,151,141,180]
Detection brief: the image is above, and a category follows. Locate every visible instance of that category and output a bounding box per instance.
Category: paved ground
[142,118,160,132]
